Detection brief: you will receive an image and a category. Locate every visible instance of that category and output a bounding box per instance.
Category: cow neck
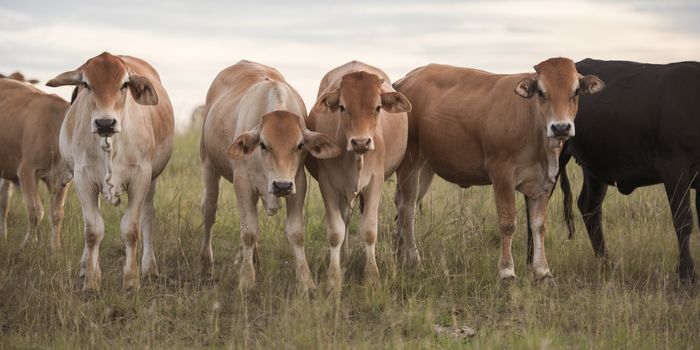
[99,136,121,206]
[532,105,564,185]
[334,123,365,208]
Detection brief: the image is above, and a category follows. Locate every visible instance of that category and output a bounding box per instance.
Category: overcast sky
[1,0,698,130]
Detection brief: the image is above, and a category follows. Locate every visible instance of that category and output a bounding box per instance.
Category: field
[1,128,699,349]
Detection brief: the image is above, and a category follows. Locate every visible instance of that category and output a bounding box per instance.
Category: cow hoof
[499,268,517,280]
[402,249,422,271]
[535,274,556,286]
[80,289,100,301]
[364,265,380,288]
[678,268,697,283]
[326,270,343,296]
[297,279,317,297]
[200,255,214,277]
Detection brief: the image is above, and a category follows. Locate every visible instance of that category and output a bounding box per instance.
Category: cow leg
[492,173,517,279]
[525,196,534,266]
[359,174,383,287]
[234,174,259,293]
[18,167,44,248]
[661,170,696,281]
[285,169,316,294]
[394,149,430,269]
[0,180,13,241]
[74,176,103,291]
[121,173,150,290]
[526,194,553,280]
[319,176,345,294]
[140,180,158,277]
[577,170,609,260]
[45,180,69,251]
[200,162,220,276]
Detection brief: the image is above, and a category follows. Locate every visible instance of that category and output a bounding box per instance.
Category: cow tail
[559,147,575,239]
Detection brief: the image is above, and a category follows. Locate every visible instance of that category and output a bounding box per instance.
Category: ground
[0,129,698,349]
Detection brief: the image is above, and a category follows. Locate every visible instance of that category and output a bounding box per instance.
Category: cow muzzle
[270,180,295,197]
[348,136,374,154]
[547,121,575,139]
[93,117,120,136]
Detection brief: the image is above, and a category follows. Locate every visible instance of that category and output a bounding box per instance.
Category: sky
[1,0,698,130]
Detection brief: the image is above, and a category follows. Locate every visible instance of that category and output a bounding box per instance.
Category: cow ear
[27,79,39,85]
[312,90,340,114]
[303,130,341,159]
[514,78,537,98]
[380,91,412,113]
[46,69,82,87]
[226,130,260,160]
[0,74,5,79]
[128,74,159,105]
[579,75,605,95]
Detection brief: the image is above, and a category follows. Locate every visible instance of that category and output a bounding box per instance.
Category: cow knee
[364,230,377,245]
[241,231,257,248]
[328,232,343,248]
[499,221,516,236]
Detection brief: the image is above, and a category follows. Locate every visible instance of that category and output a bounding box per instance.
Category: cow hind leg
[661,170,696,281]
[577,170,609,261]
[526,194,553,280]
[140,180,158,277]
[19,168,44,248]
[394,149,429,270]
[0,180,13,241]
[75,180,104,292]
[492,174,518,280]
[200,162,220,277]
[234,175,259,293]
[45,180,69,251]
[121,174,150,290]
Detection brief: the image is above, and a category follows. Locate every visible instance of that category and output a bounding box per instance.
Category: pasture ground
[1,129,698,349]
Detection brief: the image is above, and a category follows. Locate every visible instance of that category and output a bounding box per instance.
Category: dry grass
[1,129,698,349]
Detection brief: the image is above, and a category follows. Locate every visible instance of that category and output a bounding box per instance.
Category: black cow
[552,58,700,282]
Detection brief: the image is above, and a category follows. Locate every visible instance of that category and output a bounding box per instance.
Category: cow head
[312,71,411,154]
[226,111,340,197]
[46,52,158,137]
[514,57,604,141]
[0,72,39,84]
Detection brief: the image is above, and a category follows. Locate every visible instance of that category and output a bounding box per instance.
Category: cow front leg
[578,170,609,261]
[121,173,150,290]
[200,162,220,277]
[285,169,316,294]
[319,177,345,294]
[492,173,517,280]
[0,180,13,241]
[234,175,259,293]
[360,175,383,287]
[526,194,553,281]
[75,177,104,292]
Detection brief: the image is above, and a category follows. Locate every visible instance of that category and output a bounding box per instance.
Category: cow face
[312,71,411,154]
[47,52,158,137]
[514,57,604,140]
[226,111,340,197]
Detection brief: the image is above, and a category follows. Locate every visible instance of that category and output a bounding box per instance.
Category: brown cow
[393,58,604,280]
[47,52,174,291]
[200,60,339,293]
[307,61,411,293]
[0,79,71,248]
[0,72,40,84]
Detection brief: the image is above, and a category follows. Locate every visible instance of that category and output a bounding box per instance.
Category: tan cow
[0,72,40,84]
[47,52,174,291]
[0,79,71,248]
[307,61,411,293]
[393,58,604,280]
[200,60,340,293]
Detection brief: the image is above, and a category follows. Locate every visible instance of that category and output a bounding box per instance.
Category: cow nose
[550,122,573,138]
[94,118,117,135]
[350,137,373,153]
[272,181,293,196]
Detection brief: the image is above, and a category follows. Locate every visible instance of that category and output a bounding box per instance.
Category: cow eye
[260,142,268,151]
[339,105,346,112]
[297,143,304,151]
[80,82,90,90]
[537,89,545,98]
[376,106,381,113]
[574,88,581,96]
[121,82,129,90]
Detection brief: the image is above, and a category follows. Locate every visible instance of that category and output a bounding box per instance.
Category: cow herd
[1,52,698,295]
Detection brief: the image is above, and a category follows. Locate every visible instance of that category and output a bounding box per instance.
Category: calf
[393,58,603,280]
[200,61,339,293]
[0,79,71,248]
[47,52,174,291]
[307,61,411,293]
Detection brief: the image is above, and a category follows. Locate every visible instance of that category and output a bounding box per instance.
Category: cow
[46,52,174,291]
[393,58,604,281]
[307,61,412,293]
[200,60,340,293]
[0,79,71,248]
[559,58,700,282]
[0,72,40,84]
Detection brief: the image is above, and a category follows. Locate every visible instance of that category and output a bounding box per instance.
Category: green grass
[1,129,699,349]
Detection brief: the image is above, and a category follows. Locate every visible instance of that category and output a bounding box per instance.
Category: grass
[0,128,698,349]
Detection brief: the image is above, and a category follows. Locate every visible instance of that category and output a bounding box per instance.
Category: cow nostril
[110,119,117,127]
[564,123,571,131]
